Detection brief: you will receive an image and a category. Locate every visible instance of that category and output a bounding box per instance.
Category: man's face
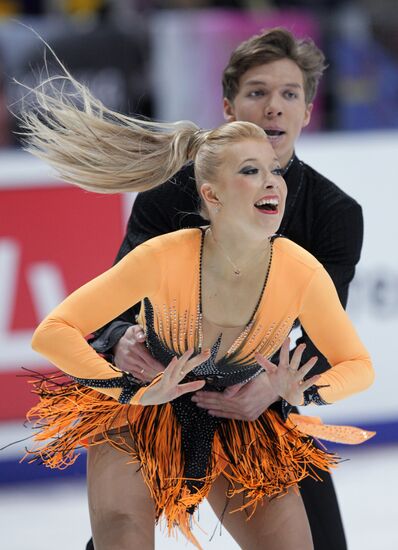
[223,58,313,168]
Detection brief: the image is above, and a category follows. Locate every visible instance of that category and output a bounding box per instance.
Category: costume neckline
[197,227,276,360]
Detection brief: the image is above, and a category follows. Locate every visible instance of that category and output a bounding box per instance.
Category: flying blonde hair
[17,47,267,195]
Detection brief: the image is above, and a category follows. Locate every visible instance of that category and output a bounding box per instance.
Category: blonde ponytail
[16,41,268,199]
[17,64,201,194]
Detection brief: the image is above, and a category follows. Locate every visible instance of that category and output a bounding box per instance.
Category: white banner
[297,130,398,423]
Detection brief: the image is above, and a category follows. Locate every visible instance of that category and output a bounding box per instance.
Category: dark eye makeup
[239,166,259,175]
[238,165,283,176]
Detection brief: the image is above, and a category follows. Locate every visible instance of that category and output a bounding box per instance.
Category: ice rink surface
[1,444,397,550]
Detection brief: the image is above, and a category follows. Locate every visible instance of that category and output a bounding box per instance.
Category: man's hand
[191,372,280,421]
[114,325,164,382]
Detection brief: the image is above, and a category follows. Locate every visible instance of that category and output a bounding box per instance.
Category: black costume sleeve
[296,201,364,376]
[89,165,202,355]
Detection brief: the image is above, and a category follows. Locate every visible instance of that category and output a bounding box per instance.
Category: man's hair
[222,27,327,105]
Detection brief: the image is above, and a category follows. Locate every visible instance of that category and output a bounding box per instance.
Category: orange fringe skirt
[24,375,374,549]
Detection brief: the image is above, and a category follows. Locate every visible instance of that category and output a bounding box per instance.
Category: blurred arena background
[0,1,397,549]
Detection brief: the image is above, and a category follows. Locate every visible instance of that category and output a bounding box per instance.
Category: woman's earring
[215,203,221,213]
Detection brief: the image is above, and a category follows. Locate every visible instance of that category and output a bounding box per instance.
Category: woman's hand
[139,348,210,406]
[255,338,321,406]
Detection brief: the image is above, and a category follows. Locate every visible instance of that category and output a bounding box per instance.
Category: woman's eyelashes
[239,166,259,175]
[238,166,283,176]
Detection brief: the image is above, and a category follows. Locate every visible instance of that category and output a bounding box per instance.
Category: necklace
[207,227,269,277]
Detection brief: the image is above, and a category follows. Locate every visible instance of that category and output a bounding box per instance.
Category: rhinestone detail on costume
[280,385,330,421]
[69,372,139,404]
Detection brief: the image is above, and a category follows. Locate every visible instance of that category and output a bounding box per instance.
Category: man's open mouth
[264,129,285,137]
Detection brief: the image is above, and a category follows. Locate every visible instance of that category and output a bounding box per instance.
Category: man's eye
[247,90,265,98]
[272,168,283,176]
[284,91,298,100]
[239,167,259,175]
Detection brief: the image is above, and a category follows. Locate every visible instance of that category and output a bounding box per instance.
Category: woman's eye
[272,167,283,176]
[284,90,298,100]
[239,166,259,175]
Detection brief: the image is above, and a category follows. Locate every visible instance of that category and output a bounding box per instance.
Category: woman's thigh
[87,436,155,550]
[207,473,313,550]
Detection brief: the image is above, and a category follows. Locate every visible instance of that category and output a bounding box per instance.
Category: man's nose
[265,94,282,117]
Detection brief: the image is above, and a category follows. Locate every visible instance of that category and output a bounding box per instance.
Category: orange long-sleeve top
[31,228,374,405]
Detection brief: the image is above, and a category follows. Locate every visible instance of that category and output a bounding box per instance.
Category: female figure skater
[22,72,374,550]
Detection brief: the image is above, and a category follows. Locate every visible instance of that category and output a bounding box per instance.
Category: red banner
[0,184,124,420]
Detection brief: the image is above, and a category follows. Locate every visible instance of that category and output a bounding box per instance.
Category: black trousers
[300,466,347,550]
[85,465,346,550]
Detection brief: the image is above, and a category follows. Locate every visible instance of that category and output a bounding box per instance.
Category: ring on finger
[140,368,144,374]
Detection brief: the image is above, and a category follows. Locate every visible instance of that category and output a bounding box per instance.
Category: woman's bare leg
[87,439,155,550]
[207,473,313,550]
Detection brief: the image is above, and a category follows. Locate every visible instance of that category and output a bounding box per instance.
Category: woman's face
[201,137,287,237]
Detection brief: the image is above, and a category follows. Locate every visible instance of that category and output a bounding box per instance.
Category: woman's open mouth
[254,197,279,215]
